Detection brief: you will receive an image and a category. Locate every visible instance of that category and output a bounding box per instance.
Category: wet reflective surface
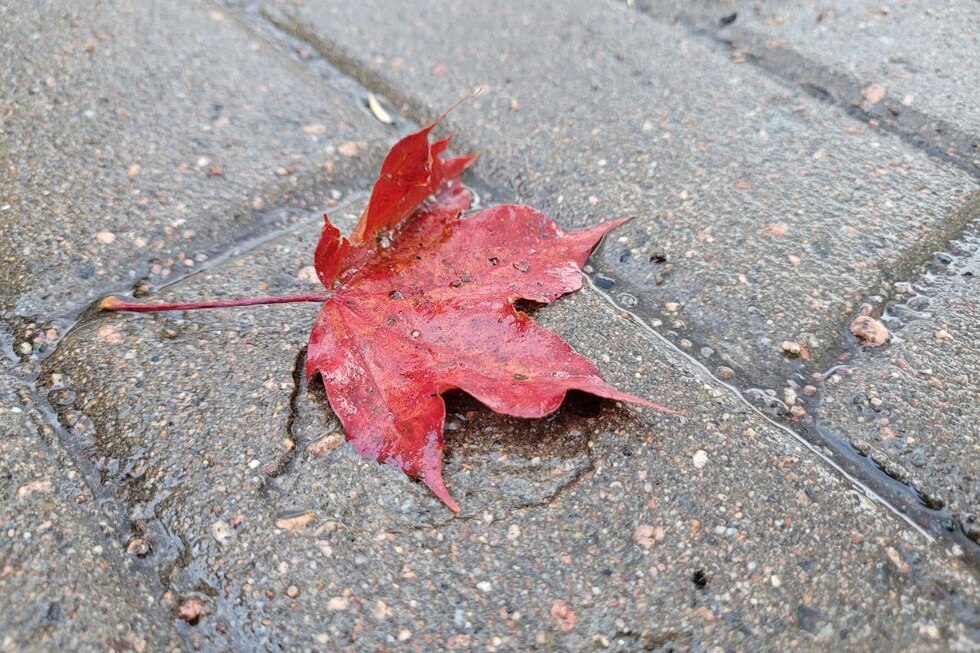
[818,227,980,543]
[4,0,980,647]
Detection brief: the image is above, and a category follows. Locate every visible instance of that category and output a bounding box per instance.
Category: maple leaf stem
[98,291,332,313]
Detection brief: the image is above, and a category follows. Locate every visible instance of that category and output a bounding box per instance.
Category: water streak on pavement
[584,274,963,553]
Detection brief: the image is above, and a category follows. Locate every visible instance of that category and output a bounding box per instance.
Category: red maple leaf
[101,113,675,511]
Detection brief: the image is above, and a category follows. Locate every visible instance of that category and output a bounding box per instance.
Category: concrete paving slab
[633,0,980,175]
[260,0,978,388]
[820,227,980,541]
[0,375,181,651]
[40,210,979,650]
[0,0,392,318]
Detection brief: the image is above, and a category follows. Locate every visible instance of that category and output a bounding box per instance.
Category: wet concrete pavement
[37,218,980,649]
[269,0,977,389]
[0,0,391,318]
[2,0,980,650]
[634,0,980,177]
[0,374,181,651]
[820,225,980,536]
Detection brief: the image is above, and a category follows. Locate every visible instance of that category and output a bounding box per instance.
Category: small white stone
[95,231,116,244]
[770,575,781,588]
[476,581,492,593]
[692,450,708,469]
[919,624,940,639]
[326,596,349,611]
[296,266,318,284]
[211,520,233,546]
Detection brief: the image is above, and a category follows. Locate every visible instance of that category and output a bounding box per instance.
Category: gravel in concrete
[7,1,980,648]
[0,375,181,651]
[264,0,978,386]
[635,0,980,163]
[820,224,980,541]
[40,210,979,651]
[0,0,392,318]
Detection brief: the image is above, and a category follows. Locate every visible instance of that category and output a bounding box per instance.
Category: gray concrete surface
[820,227,980,537]
[0,0,391,318]
[0,375,181,651]
[634,0,980,172]
[41,215,980,650]
[268,0,978,387]
[1,0,979,649]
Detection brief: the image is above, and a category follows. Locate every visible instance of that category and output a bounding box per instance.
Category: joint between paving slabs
[204,0,335,90]
[577,190,980,543]
[1,362,196,648]
[626,2,980,179]
[584,277,980,564]
[253,3,489,161]
[1,195,367,642]
[730,41,979,179]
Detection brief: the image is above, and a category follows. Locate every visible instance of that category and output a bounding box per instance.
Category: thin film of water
[583,275,935,544]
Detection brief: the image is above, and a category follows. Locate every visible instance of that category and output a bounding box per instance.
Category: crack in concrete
[262,346,307,479]
[387,442,599,536]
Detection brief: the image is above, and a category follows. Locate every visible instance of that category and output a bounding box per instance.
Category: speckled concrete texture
[0,375,181,651]
[40,214,979,651]
[820,225,980,539]
[3,0,980,649]
[268,0,978,386]
[634,0,980,165]
[0,0,391,318]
